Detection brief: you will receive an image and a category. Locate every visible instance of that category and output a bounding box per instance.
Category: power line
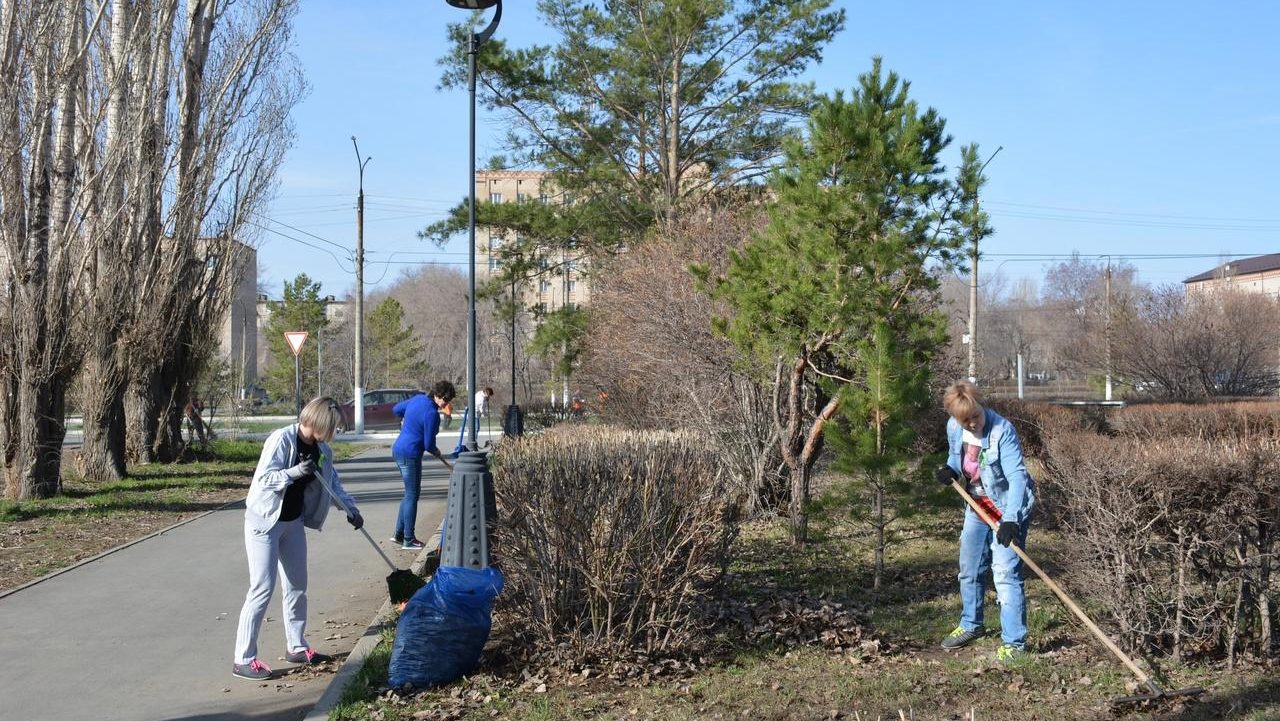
[988,200,1280,224]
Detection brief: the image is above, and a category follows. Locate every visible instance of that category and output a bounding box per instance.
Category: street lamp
[440,0,502,570]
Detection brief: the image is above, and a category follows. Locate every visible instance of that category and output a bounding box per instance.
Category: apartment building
[475,170,590,314]
[1184,253,1280,296]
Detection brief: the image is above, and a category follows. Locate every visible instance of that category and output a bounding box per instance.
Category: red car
[338,388,421,431]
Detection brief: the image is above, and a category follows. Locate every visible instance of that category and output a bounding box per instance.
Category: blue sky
[258,1,1280,298]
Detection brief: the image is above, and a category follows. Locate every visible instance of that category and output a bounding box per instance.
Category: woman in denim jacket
[934,381,1036,662]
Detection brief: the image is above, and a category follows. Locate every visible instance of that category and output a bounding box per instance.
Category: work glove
[346,510,364,530]
[996,521,1019,548]
[934,464,959,486]
[287,458,316,480]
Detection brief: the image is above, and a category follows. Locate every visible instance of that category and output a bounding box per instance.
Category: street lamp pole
[441,0,503,570]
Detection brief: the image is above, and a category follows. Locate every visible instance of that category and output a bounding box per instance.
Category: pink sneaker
[232,658,272,680]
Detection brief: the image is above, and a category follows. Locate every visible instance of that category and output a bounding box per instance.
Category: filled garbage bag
[388,564,504,689]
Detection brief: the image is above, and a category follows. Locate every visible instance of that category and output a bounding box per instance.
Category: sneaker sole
[232,670,271,681]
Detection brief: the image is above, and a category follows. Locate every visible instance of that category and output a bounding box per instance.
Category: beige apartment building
[475,170,590,314]
[1184,253,1280,296]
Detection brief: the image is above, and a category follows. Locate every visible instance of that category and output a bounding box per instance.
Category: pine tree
[262,274,329,403]
[366,297,425,388]
[821,324,939,589]
[424,0,846,289]
[712,59,982,544]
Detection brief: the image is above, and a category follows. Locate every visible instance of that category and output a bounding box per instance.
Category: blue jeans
[958,506,1029,648]
[393,453,423,542]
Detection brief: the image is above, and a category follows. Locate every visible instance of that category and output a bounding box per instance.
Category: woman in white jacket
[232,398,363,681]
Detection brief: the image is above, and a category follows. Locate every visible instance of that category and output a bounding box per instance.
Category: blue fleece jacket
[391,393,441,458]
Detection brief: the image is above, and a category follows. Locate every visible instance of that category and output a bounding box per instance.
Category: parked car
[338,388,421,431]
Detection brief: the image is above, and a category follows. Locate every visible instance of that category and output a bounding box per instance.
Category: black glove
[934,464,959,486]
[287,458,316,480]
[346,510,364,530]
[996,521,1019,547]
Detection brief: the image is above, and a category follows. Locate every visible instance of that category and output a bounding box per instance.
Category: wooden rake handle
[949,480,1155,687]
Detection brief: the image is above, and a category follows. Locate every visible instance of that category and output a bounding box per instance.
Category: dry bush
[491,427,740,661]
[1110,401,1280,441]
[1042,404,1280,663]
[578,204,786,515]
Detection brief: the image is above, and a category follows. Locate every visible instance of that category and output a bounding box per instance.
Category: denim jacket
[244,424,358,534]
[946,408,1036,524]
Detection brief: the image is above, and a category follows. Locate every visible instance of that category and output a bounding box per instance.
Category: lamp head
[445,0,499,8]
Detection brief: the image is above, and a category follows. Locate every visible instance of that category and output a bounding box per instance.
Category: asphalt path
[0,445,450,721]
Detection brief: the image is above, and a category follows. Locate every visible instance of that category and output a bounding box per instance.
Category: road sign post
[284,332,309,417]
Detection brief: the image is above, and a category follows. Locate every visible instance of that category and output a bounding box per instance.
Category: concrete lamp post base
[440,450,496,569]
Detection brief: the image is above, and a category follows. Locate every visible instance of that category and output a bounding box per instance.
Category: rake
[948,480,1204,708]
[314,458,425,605]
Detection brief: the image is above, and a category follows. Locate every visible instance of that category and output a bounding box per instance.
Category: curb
[302,529,441,721]
[0,501,239,601]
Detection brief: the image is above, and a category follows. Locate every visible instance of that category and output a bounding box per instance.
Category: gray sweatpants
[234,518,309,664]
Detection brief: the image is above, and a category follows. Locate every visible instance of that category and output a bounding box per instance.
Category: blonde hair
[298,397,342,442]
[943,381,983,421]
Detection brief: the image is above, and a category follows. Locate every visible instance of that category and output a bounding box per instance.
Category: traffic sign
[284,331,309,356]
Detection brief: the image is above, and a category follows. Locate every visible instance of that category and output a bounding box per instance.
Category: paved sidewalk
[0,445,450,721]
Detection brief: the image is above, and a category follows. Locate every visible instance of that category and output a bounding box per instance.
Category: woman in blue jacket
[390,380,455,549]
[934,381,1036,662]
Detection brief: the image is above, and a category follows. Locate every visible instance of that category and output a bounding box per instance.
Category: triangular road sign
[284,331,309,356]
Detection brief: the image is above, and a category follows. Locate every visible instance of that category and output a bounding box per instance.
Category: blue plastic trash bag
[388,565,504,689]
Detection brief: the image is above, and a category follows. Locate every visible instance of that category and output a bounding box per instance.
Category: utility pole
[966,146,1002,385]
[562,251,570,408]
[967,228,979,384]
[1104,260,1113,401]
[351,137,370,433]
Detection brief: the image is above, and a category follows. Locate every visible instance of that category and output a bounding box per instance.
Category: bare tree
[1111,286,1280,399]
[578,204,786,514]
[0,0,98,499]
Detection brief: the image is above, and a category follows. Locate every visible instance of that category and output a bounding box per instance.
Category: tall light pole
[351,137,371,433]
[441,0,502,571]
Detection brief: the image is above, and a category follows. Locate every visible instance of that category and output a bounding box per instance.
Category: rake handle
[310,462,400,574]
[950,481,1156,689]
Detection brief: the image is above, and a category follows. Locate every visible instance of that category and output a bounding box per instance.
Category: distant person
[933,381,1036,663]
[475,386,494,418]
[391,380,455,550]
[185,391,213,443]
[233,398,363,681]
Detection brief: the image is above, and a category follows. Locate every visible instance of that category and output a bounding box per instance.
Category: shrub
[1041,404,1280,663]
[490,427,740,661]
[1110,401,1280,441]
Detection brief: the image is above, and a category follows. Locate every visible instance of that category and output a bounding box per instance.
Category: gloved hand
[287,458,316,480]
[996,521,1020,547]
[934,464,959,486]
[346,510,364,530]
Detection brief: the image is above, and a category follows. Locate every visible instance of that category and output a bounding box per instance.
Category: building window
[517,192,527,203]
[568,280,577,293]
[489,257,500,271]
[489,192,502,203]
[539,302,548,313]
[539,193,549,204]
[539,280,551,293]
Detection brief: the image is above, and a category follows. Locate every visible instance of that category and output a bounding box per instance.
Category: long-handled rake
[314,460,425,605]
[948,480,1204,708]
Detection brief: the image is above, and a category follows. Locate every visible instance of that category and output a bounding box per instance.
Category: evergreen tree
[424,0,846,289]
[710,59,983,543]
[262,274,329,403]
[366,297,425,388]
[527,305,590,391]
[819,324,940,590]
